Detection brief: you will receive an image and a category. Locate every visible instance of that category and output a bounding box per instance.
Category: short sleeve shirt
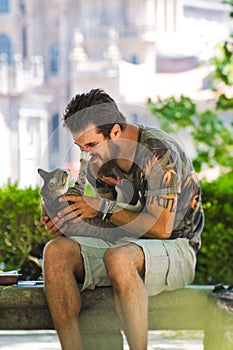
[87,125,204,252]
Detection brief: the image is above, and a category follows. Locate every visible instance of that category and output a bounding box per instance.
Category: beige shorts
[70,236,196,296]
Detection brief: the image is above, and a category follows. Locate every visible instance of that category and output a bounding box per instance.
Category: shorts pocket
[165,239,196,290]
[145,254,169,296]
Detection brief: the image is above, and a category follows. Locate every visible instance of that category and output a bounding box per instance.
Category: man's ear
[110,124,121,139]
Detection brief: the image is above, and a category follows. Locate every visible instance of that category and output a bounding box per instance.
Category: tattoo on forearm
[146,195,176,212]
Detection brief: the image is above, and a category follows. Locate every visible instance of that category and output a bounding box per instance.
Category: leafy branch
[147,95,233,173]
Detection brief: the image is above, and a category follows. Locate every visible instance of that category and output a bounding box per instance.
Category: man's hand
[41,215,67,237]
[57,195,100,223]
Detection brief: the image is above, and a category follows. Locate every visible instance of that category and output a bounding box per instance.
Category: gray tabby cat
[38,151,90,218]
[38,167,77,218]
[37,155,119,241]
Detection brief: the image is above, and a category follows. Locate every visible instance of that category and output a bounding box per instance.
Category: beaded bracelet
[101,200,110,221]
[102,200,117,222]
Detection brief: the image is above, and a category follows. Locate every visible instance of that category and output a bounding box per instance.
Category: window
[19,0,26,14]
[50,113,59,150]
[131,54,139,64]
[50,43,59,75]
[131,113,138,123]
[0,34,11,63]
[0,0,9,13]
[22,27,27,58]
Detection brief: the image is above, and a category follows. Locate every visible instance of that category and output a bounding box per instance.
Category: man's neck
[115,124,139,173]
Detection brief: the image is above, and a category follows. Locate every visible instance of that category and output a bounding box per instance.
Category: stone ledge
[0,284,233,350]
[0,284,212,330]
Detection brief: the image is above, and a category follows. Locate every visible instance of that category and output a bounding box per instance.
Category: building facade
[0,0,230,187]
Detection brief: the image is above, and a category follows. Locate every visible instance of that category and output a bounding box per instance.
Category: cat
[38,151,140,242]
[37,166,119,241]
[38,151,90,218]
[38,167,77,218]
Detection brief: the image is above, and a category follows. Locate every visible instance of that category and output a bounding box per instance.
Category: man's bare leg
[43,236,85,350]
[104,243,148,350]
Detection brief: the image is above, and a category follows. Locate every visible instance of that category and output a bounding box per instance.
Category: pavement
[0,330,203,349]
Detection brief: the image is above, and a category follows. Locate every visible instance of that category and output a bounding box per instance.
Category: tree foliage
[148,1,233,173]
[209,0,233,109]
[0,180,50,279]
[147,96,233,173]
[195,172,233,285]
[210,41,233,87]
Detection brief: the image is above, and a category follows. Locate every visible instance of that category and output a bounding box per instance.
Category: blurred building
[0,0,230,187]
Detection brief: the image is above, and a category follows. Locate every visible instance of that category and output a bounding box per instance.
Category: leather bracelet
[102,201,117,222]
[97,199,106,218]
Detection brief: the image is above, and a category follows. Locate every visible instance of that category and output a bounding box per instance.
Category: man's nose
[83,145,92,153]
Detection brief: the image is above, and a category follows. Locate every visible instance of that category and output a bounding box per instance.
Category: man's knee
[43,237,84,276]
[103,244,145,281]
[44,236,75,261]
[104,245,129,269]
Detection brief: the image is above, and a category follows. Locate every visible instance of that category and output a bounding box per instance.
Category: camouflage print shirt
[87,125,204,252]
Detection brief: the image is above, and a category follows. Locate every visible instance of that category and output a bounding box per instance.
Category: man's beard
[92,142,120,176]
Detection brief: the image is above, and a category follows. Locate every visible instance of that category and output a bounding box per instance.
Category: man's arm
[109,193,177,239]
[55,192,177,240]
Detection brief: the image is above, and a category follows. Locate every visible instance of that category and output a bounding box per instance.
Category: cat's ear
[38,168,48,180]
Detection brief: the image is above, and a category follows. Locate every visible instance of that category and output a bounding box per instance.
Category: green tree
[195,171,233,285]
[148,1,233,173]
[209,0,233,109]
[147,96,233,173]
[0,180,50,279]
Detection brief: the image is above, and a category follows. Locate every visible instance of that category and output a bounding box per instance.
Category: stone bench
[0,284,233,350]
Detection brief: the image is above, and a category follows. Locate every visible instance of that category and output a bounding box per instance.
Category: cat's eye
[62,172,68,185]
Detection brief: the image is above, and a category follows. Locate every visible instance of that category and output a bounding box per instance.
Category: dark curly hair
[63,88,126,138]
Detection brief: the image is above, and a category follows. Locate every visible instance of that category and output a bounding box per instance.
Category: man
[42,88,204,350]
